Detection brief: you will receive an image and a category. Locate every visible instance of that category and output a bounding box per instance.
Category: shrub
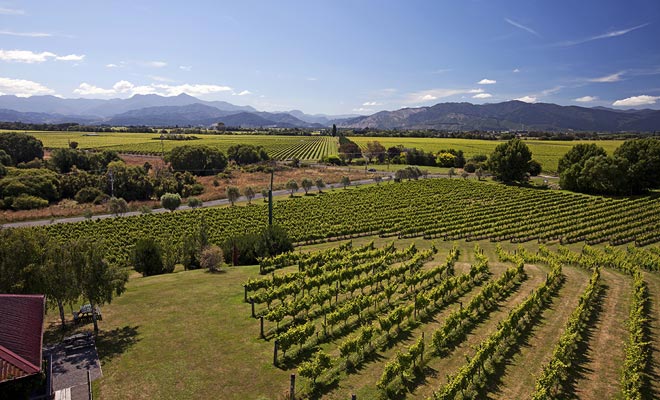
[131,238,165,276]
[168,145,227,176]
[0,132,44,165]
[188,197,203,208]
[108,197,128,215]
[200,245,224,272]
[11,194,48,210]
[161,192,182,211]
[222,225,293,266]
[74,187,104,204]
[463,162,477,173]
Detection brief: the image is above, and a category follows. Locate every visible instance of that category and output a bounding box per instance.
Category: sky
[1,0,660,115]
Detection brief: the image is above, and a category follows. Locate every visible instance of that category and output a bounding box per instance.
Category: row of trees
[0,228,128,332]
[558,139,660,195]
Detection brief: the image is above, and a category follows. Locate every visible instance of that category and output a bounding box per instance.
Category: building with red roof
[0,294,48,393]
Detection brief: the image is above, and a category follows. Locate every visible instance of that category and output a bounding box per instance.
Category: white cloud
[505,18,540,36]
[362,101,382,106]
[106,63,119,68]
[72,80,233,98]
[589,72,624,83]
[112,80,135,93]
[74,83,116,96]
[473,93,493,99]
[558,23,649,47]
[612,95,659,107]
[478,78,496,85]
[235,90,251,96]
[405,88,483,103]
[513,68,520,73]
[0,7,24,15]
[0,30,52,37]
[574,96,598,102]
[0,49,85,63]
[0,77,54,97]
[141,61,167,68]
[541,86,563,96]
[179,65,192,71]
[55,54,85,61]
[515,96,537,103]
[352,107,373,113]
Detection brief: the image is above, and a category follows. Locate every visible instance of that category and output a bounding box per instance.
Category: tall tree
[487,138,533,182]
[226,186,240,205]
[72,239,129,333]
[301,178,313,194]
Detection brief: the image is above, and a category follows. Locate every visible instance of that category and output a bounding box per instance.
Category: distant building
[0,294,51,399]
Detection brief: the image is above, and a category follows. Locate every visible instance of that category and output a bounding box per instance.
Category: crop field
[37,178,660,399]
[350,137,624,173]
[0,130,338,161]
[39,179,660,266]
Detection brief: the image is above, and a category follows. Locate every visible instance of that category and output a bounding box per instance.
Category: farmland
[351,137,624,173]
[1,130,337,161]
[1,130,625,172]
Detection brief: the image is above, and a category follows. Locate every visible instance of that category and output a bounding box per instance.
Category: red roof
[0,294,45,383]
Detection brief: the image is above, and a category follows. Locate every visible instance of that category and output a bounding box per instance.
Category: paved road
[0,176,397,229]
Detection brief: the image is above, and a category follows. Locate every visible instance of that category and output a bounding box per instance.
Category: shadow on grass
[95,325,140,364]
[480,279,564,399]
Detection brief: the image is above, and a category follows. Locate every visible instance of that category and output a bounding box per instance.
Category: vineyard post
[273,340,279,366]
[244,286,248,302]
[251,299,256,318]
[289,374,296,400]
[260,316,265,338]
[351,395,357,400]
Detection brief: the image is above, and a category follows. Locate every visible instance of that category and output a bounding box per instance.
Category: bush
[0,132,43,165]
[108,197,128,215]
[131,238,165,276]
[463,162,477,173]
[74,187,104,204]
[488,138,533,182]
[188,197,203,208]
[11,194,48,210]
[0,163,6,178]
[227,144,269,165]
[323,154,343,165]
[168,145,227,176]
[222,225,293,266]
[200,245,224,272]
[161,193,182,211]
[0,149,11,166]
[0,168,60,202]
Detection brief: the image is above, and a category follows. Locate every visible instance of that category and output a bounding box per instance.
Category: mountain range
[0,93,658,131]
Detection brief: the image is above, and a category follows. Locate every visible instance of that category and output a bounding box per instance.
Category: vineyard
[39,178,660,264]
[32,177,660,399]
[3,130,338,160]
[235,240,659,399]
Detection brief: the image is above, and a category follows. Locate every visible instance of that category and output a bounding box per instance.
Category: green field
[1,130,338,161]
[351,137,624,173]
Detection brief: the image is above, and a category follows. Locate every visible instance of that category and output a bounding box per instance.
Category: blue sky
[1,0,659,114]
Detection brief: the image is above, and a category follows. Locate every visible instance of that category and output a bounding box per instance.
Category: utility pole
[268,168,274,226]
[108,170,115,197]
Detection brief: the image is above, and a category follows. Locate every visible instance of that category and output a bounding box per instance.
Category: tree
[528,160,542,176]
[161,193,181,211]
[339,141,361,164]
[224,186,239,205]
[0,149,12,166]
[374,175,383,185]
[315,178,326,193]
[436,152,457,168]
[0,132,44,165]
[558,144,610,193]
[261,188,269,202]
[131,238,164,277]
[331,124,337,137]
[72,239,129,333]
[487,138,533,182]
[448,167,455,179]
[364,141,386,163]
[286,180,298,197]
[227,144,269,165]
[108,197,128,216]
[244,186,256,203]
[167,145,227,176]
[461,170,469,179]
[188,197,203,208]
[476,167,484,180]
[301,178,313,194]
[341,176,351,189]
[200,245,224,272]
[613,138,660,193]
